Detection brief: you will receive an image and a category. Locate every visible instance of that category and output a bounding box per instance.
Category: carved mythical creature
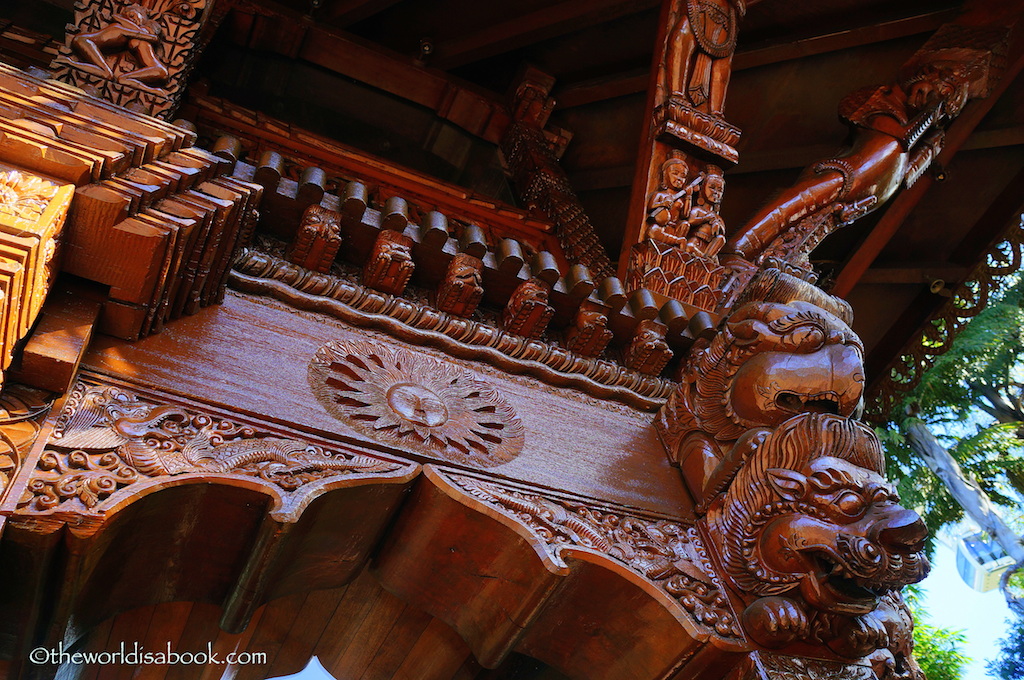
[624,320,673,376]
[364,229,414,295]
[722,50,990,267]
[503,279,554,339]
[286,204,342,274]
[436,253,484,317]
[655,298,864,502]
[66,4,170,94]
[706,413,929,659]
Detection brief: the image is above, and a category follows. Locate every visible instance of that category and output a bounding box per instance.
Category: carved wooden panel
[17,378,411,525]
[52,0,213,119]
[309,340,524,468]
[0,384,53,503]
[286,204,342,274]
[364,229,415,295]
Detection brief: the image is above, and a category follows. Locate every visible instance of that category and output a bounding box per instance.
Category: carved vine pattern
[869,214,1024,417]
[448,473,742,640]
[748,653,875,680]
[17,380,404,513]
[229,249,673,410]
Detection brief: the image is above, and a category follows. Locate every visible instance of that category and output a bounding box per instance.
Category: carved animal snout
[872,509,927,553]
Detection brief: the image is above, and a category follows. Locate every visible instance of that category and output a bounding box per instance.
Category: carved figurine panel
[308,339,524,468]
[502,278,554,339]
[363,228,415,295]
[52,0,214,119]
[435,253,484,318]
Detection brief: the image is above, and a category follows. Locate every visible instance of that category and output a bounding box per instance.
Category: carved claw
[828,613,890,659]
[741,596,810,647]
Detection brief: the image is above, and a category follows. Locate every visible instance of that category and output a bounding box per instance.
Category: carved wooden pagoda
[0,0,1020,678]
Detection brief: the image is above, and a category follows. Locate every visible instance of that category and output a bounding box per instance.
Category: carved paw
[741,596,809,648]
[828,613,890,659]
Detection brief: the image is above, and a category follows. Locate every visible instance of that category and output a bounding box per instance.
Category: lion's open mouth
[813,559,880,614]
[775,391,841,414]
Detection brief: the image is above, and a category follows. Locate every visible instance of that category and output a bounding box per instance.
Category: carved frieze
[447,472,742,641]
[17,380,405,515]
[230,250,674,410]
[309,340,524,468]
[52,0,213,119]
[286,205,342,274]
[741,652,876,680]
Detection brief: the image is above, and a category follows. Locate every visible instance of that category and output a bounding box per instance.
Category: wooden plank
[262,588,346,679]
[75,616,116,680]
[316,569,387,673]
[88,605,154,680]
[231,592,307,680]
[356,604,434,680]
[131,602,194,680]
[389,618,472,680]
[163,604,225,680]
[196,607,266,680]
[328,588,407,679]
[323,0,404,27]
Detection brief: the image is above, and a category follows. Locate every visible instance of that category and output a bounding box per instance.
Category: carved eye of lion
[832,490,867,518]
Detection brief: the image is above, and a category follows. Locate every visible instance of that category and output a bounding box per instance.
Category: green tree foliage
[906,588,971,680]
[988,615,1024,680]
[879,275,1024,544]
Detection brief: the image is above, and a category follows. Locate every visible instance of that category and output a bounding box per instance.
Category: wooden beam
[322,0,403,27]
[554,8,957,110]
[431,0,660,71]
[228,0,510,143]
[831,46,1024,298]
[856,263,968,285]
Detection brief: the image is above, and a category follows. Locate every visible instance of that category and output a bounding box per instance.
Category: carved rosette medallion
[309,341,524,467]
[448,473,742,640]
[17,380,405,515]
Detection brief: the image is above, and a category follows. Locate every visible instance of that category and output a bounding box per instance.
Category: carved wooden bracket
[51,0,217,119]
[286,204,342,273]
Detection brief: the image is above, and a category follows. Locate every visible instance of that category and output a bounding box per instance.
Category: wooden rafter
[431,0,661,71]
[321,0,403,27]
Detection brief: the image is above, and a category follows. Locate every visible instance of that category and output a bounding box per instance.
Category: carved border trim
[229,250,674,411]
[869,212,1024,417]
[440,468,744,643]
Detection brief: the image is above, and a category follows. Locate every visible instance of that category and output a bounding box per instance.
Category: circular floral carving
[309,340,524,467]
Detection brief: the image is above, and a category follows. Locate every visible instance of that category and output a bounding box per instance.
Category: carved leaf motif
[18,380,403,513]
[449,474,742,640]
[309,340,524,468]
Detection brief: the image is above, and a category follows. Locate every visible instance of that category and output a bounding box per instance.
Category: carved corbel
[564,304,613,358]
[363,229,415,295]
[435,253,484,318]
[624,319,673,376]
[502,278,554,339]
[285,204,342,274]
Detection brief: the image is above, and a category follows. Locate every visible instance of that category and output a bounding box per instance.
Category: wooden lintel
[832,45,1024,298]
[554,8,957,110]
[432,0,660,71]
[229,0,510,144]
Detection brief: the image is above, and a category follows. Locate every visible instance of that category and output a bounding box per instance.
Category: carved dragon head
[708,413,929,654]
[683,300,864,443]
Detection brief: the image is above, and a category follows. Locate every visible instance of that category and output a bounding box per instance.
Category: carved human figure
[67,4,170,94]
[646,158,700,246]
[722,56,981,266]
[661,0,746,115]
[706,413,929,659]
[684,166,726,256]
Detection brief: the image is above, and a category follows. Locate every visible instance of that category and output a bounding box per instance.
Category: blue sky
[921,541,1013,678]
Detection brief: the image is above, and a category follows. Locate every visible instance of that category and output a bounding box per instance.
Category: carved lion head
[708,413,929,619]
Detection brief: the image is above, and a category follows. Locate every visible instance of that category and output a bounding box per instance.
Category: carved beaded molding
[309,340,524,468]
[230,249,673,410]
[446,471,743,641]
[15,379,410,524]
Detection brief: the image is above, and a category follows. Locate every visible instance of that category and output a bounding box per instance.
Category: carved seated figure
[647,159,726,258]
[66,4,170,94]
[706,413,930,659]
[655,295,865,505]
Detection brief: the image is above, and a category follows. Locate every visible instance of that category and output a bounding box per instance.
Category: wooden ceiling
[11,0,1024,391]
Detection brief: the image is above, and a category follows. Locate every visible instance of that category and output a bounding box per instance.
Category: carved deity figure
[706,413,929,659]
[647,159,727,258]
[661,0,746,115]
[722,51,988,267]
[66,4,170,94]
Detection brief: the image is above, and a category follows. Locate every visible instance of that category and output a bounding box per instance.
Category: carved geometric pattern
[0,171,58,224]
[17,380,404,514]
[309,340,524,468]
[448,473,743,640]
[749,652,875,680]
